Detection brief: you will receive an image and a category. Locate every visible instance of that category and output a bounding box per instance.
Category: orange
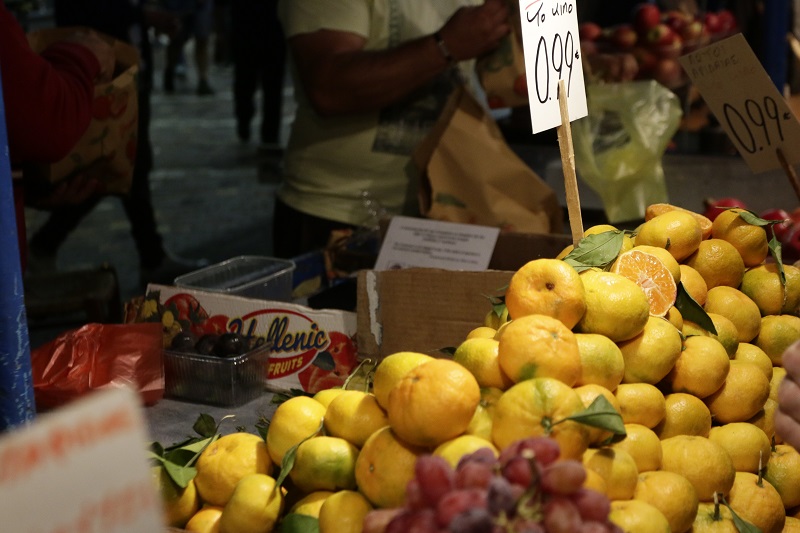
[289,436,359,493]
[266,396,325,466]
[706,312,741,356]
[618,316,683,385]
[705,360,770,424]
[371,351,434,410]
[387,358,480,447]
[433,434,498,469]
[666,306,684,330]
[740,263,800,316]
[665,335,730,399]
[354,426,427,509]
[610,423,662,473]
[785,517,800,532]
[218,474,284,533]
[611,249,677,317]
[653,392,712,439]
[733,342,773,381]
[185,505,223,533]
[582,225,634,254]
[465,402,493,441]
[691,501,739,532]
[660,435,736,501]
[726,472,785,533]
[683,238,745,290]
[704,286,762,343]
[496,314,581,386]
[323,390,389,448]
[577,269,650,342]
[583,447,639,500]
[708,423,771,474]
[453,337,514,390]
[152,465,200,528]
[679,264,709,306]
[633,244,682,283]
[318,490,373,533]
[609,500,671,532]
[583,468,608,495]
[573,383,622,445]
[484,306,510,329]
[288,491,333,518]
[312,388,347,409]
[645,202,713,240]
[711,207,769,267]
[633,470,699,533]
[771,366,787,402]
[195,432,273,508]
[504,258,586,328]
[574,333,625,391]
[465,326,499,340]
[748,398,779,442]
[754,314,800,366]
[763,444,800,508]
[634,210,703,262]
[614,383,666,429]
[491,377,590,460]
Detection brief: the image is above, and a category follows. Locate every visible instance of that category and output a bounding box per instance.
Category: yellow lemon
[733,342,773,381]
[574,333,625,391]
[433,434,498,469]
[763,444,800,508]
[726,472,785,533]
[708,423,771,474]
[666,335,730,399]
[754,314,800,366]
[496,314,581,386]
[152,465,200,528]
[388,358,480,447]
[577,270,650,342]
[323,390,389,448]
[355,426,427,509]
[288,491,333,518]
[711,207,769,267]
[634,210,703,262]
[185,505,223,533]
[504,258,587,328]
[289,436,359,493]
[684,238,745,289]
[704,286,762,343]
[633,470,699,533]
[195,432,273,507]
[610,423,663,473]
[609,499,671,532]
[614,383,666,429]
[740,263,800,316]
[453,337,514,390]
[705,360,770,424]
[618,316,683,385]
[372,351,434,410]
[660,435,736,501]
[266,396,325,465]
[218,474,283,533]
[653,392,712,439]
[679,264,709,306]
[583,447,639,500]
[318,490,373,533]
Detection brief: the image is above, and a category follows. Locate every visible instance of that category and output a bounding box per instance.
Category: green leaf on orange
[675,282,717,335]
[562,231,624,272]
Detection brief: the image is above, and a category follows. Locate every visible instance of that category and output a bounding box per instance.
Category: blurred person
[776,340,800,451]
[231,0,285,149]
[163,0,216,95]
[27,0,208,286]
[273,0,510,258]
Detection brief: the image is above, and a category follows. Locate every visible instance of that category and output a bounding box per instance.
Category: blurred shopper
[28,0,207,286]
[273,0,510,258]
[163,0,216,95]
[231,0,285,150]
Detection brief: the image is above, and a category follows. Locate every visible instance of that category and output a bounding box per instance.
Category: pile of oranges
[154,203,800,533]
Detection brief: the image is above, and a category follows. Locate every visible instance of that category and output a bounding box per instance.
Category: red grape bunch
[363,437,621,533]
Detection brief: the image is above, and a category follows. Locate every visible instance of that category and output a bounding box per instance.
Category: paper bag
[475,2,528,109]
[414,86,563,235]
[25,27,140,195]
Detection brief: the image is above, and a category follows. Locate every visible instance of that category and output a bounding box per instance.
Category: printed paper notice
[679,33,800,173]
[519,0,588,134]
[374,216,500,271]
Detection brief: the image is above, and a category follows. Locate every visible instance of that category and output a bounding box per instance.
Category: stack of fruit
[579,3,737,88]
[152,202,800,533]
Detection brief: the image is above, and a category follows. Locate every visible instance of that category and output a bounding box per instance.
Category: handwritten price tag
[679,33,800,174]
[518,0,588,134]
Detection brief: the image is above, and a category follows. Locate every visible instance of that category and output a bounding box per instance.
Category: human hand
[776,340,800,451]
[63,30,116,83]
[438,0,511,61]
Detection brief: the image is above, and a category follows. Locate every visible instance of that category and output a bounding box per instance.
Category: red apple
[610,24,638,49]
[681,19,704,42]
[703,197,748,221]
[704,12,722,35]
[632,46,658,76]
[634,3,662,34]
[579,21,604,42]
[781,225,800,262]
[645,23,677,47]
[760,208,793,242]
[663,10,690,34]
[653,57,683,87]
[717,9,737,34]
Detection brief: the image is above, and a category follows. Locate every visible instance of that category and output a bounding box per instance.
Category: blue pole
[0,66,35,431]
[762,0,789,91]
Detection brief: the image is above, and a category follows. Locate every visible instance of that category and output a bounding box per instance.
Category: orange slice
[611,250,677,317]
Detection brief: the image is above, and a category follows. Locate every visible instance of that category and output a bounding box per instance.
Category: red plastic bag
[31,322,164,411]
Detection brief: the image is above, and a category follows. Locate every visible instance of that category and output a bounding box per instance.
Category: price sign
[679,33,800,174]
[518,0,588,134]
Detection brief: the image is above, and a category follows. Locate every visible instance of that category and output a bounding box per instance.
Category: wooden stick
[556,79,584,245]
[776,148,800,202]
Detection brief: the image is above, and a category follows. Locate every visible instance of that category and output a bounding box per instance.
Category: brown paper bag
[475,2,528,109]
[414,86,563,235]
[25,27,140,195]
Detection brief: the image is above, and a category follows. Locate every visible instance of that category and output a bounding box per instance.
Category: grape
[501,455,535,487]
[499,438,560,468]
[406,478,427,510]
[457,447,498,469]
[415,455,455,506]
[511,520,546,533]
[542,497,583,533]
[449,508,494,533]
[436,489,488,527]
[455,460,494,490]
[571,488,611,523]
[363,509,404,533]
[386,508,438,533]
[540,460,586,496]
[487,476,516,517]
[579,521,612,533]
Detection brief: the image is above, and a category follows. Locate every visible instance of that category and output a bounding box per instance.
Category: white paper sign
[374,216,500,271]
[519,0,588,134]
[0,387,164,533]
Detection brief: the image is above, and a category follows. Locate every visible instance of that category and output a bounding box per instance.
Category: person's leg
[259,1,286,146]
[194,0,215,95]
[27,197,101,273]
[231,0,259,141]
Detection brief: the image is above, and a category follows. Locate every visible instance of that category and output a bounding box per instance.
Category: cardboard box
[135,285,358,395]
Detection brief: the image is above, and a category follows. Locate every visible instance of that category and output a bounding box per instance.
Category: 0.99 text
[723,95,790,154]
[526,1,579,104]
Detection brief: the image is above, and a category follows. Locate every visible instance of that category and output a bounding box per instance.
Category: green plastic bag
[573,80,682,224]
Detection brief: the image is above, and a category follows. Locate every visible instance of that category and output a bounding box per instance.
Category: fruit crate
[174,255,296,302]
[163,344,269,407]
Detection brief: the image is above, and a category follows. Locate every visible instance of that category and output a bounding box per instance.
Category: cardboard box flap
[357,268,513,360]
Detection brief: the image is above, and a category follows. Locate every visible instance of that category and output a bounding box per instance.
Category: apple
[645,23,677,47]
[781,225,800,262]
[702,197,748,221]
[653,57,683,87]
[704,12,722,35]
[655,33,684,59]
[634,3,662,34]
[681,19,705,42]
[579,21,604,42]
[632,46,658,76]
[717,9,737,34]
[663,10,690,34]
[760,208,794,242]
[610,24,638,49]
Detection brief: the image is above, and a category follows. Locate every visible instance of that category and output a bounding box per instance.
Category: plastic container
[163,345,269,406]
[174,255,296,301]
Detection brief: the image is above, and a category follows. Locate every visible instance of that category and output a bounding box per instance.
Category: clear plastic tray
[174,255,296,302]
